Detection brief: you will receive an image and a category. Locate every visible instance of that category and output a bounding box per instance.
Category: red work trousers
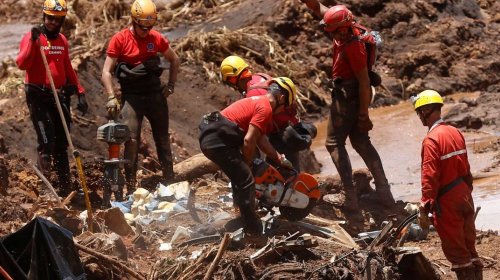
[433,183,478,269]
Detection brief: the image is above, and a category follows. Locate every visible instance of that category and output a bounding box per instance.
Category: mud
[312,92,500,229]
[0,0,499,279]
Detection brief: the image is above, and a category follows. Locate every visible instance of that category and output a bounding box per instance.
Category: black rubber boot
[124,138,139,195]
[454,266,476,280]
[473,259,483,280]
[326,147,360,212]
[37,152,52,175]
[343,185,359,212]
[54,152,72,197]
[355,144,396,207]
[236,186,262,235]
[370,164,396,207]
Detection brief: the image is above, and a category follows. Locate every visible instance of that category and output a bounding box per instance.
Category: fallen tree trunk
[174,153,219,181]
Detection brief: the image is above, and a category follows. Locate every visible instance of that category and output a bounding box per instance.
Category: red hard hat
[320,5,354,32]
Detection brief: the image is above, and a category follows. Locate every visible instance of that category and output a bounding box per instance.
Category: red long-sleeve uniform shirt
[16,32,84,95]
[420,120,472,209]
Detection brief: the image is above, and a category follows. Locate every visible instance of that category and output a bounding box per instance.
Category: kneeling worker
[199,77,297,234]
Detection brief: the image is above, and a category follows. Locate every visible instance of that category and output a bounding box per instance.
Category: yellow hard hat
[131,0,158,27]
[412,90,444,110]
[220,56,249,82]
[43,0,67,17]
[270,77,297,106]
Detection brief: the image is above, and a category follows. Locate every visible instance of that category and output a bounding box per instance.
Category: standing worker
[300,1,394,210]
[16,0,88,197]
[101,0,180,194]
[220,55,317,170]
[413,90,482,280]
[199,77,297,234]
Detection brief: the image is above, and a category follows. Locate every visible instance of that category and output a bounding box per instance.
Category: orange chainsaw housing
[253,159,320,201]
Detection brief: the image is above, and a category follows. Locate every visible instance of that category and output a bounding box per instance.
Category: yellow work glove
[106,95,120,119]
[279,154,294,170]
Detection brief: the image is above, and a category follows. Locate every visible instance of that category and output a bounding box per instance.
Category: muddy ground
[0,0,499,279]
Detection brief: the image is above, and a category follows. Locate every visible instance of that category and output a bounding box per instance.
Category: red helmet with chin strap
[320,5,354,32]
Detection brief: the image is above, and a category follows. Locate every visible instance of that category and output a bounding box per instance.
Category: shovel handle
[38,42,94,231]
[0,265,13,280]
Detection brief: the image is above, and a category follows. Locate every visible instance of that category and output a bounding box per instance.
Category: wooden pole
[203,233,231,280]
[38,41,93,231]
[0,265,13,280]
[30,163,64,207]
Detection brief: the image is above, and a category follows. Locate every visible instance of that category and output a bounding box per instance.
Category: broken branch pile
[174,26,318,111]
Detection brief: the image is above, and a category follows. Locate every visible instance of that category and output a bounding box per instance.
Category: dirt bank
[0,0,499,279]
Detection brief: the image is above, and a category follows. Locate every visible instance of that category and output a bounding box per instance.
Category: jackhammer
[97,121,130,208]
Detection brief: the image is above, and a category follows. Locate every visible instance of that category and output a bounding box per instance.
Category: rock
[444,103,483,129]
[323,193,346,207]
[104,207,134,236]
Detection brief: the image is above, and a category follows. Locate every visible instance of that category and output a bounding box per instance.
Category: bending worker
[16,0,88,197]
[413,90,482,280]
[199,77,297,235]
[220,55,317,171]
[101,0,180,193]
[300,0,395,210]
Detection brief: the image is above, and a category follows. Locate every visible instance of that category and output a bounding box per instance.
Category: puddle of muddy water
[311,99,500,230]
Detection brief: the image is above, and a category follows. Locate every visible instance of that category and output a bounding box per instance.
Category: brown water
[311,97,500,230]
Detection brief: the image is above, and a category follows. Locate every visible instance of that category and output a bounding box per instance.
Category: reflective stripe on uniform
[440,149,467,160]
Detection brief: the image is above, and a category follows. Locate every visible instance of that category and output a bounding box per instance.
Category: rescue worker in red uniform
[101,0,180,193]
[300,1,395,210]
[199,77,297,234]
[16,0,88,197]
[413,90,482,280]
[220,55,317,171]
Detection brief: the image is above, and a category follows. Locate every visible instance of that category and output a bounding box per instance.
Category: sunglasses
[46,15,64,23]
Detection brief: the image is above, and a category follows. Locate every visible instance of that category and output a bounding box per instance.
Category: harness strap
[247,73,271,92]
[435,176,466,217]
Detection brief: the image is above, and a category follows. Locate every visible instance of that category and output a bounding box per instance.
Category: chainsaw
[252,158,321,221]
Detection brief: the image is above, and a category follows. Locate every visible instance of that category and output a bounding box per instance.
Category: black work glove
[77,94,89,115]
[162,82,175,98]
[31,25,42,42]
[357,114,374,132]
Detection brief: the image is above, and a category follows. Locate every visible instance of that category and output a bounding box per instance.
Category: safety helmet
[269,77,297,106]
[131,0,158,28]
[320,5,354,33]
[412,90,444,110]
[220,56,249,83]
[43,0,67,17]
